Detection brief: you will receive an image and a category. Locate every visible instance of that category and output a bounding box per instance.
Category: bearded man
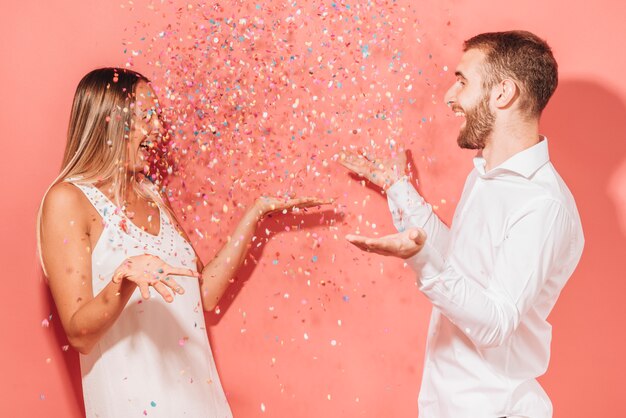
[341,31,584,418]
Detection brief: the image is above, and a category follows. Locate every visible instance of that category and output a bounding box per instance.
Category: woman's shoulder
[42,181,92,223]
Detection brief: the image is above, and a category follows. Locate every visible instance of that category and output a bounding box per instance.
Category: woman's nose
[152,116,165,136]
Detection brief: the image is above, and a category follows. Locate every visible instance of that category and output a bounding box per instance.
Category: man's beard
[456,93,495,150]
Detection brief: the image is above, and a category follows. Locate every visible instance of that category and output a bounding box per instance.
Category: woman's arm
[42,183,133,354]
[152,179,331,312]
[41,183,196,354]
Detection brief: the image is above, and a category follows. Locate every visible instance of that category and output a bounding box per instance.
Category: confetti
[119,0,456,411]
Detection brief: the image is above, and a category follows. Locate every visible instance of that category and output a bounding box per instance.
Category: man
[340,31,584,418]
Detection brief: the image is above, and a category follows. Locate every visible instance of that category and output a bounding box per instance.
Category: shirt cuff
[386,177,426,209]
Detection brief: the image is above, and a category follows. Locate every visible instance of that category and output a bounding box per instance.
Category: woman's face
[128,81,164,174]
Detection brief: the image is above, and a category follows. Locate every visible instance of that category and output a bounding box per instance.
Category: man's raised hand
[338,148,407,190]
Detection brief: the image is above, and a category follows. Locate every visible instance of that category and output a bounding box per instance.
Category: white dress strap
[66,181,118,222]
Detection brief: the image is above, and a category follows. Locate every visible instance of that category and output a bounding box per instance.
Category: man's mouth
[452,106,465,117]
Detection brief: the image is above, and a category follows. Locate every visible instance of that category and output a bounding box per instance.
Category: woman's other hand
[113,254,200,302]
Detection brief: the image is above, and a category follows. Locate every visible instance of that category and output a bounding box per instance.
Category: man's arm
[348,198,581,349]
[386,177,451,277]
[337,150,451,274]
[418,198,580,348]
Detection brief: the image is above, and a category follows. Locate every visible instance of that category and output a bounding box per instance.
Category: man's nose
[444,86,456,107]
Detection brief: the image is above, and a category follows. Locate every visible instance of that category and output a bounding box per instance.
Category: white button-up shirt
[387,138,584,418]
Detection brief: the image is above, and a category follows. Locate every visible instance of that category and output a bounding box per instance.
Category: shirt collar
[472,136,550,179]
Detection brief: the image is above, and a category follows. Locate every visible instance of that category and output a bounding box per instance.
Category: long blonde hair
[37,68,158,274]
[59,68,149,199]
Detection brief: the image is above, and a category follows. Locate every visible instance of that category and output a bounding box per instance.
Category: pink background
[2,0,626,417]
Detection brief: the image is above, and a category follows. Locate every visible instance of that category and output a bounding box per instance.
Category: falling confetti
[119,0,458,415]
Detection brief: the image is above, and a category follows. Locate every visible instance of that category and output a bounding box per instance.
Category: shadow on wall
[204,208,343,327]
[539,79,626,416]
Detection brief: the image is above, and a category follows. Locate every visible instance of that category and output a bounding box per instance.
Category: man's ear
[493,79,519,109]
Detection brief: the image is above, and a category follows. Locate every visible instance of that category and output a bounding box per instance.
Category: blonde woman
[38,68,329,417]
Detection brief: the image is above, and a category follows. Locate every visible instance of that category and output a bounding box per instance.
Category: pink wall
[1,0,625,417]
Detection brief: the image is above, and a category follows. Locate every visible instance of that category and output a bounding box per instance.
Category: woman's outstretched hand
[338,148,407,190]
[254,196,335,217]
[113,254,200,302]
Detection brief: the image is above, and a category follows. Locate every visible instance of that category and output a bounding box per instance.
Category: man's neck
[482,116,541,171]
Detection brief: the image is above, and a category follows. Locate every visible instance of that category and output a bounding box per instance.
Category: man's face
[444,48,495,150]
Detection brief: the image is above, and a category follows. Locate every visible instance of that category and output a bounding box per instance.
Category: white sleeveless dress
[71,182,232,418]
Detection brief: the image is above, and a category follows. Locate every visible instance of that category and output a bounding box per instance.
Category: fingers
[359,149,378,164]
[338,153,373,177]
[137,282,152,300]
[347,235,385,250]
[346,238,393,256]
[339,151,404,190]
[346,232,422,259]
[111,270,124,284]
[159,274,186,295]
[287,197,334,208]
[345,234,367,245]
[337,158,365,176]
[339,150,363,162]
[262,196,334,213]
[346,234,387,253]
[163,264,200,279]
[159,263,198,295]
[151,281,175,303]
[348,240,372,253]
[136,275,183,301]
[138,274,184,302]
[408,228,427,245]
[345,237,370,252]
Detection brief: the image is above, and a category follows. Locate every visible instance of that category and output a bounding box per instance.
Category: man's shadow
[538,79,626,416]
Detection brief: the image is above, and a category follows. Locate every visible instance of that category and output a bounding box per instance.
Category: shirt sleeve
[386,177,450,277]
[411,198,578,348]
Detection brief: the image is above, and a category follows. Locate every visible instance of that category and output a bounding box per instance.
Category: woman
[37,68,329,417]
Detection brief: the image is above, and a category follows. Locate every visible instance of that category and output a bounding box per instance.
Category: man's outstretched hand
[345,228,426,259]
[338,149,407,190]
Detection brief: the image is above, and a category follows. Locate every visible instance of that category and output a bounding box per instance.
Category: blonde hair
[37,68,165,275]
